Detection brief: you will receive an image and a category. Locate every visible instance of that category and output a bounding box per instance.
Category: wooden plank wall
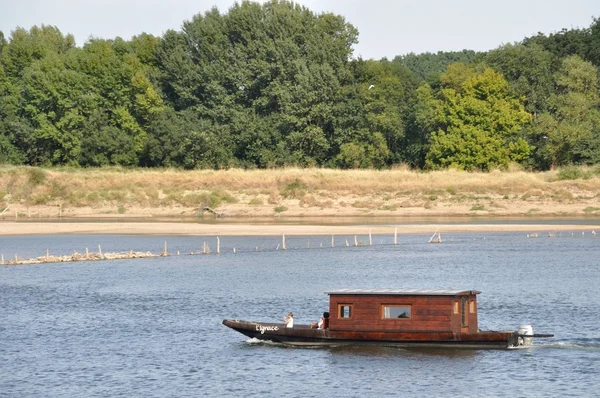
[329,294,479,332]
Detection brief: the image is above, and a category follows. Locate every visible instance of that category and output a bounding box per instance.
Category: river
[1,231,599,397]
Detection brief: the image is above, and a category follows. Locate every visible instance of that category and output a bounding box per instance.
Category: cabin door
[460,296,468,331]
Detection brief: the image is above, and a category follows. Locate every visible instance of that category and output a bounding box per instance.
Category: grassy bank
[1,166,600,219]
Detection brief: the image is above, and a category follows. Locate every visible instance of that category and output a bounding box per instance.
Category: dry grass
[1,165,600,218]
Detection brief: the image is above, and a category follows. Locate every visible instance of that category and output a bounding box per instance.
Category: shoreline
[1,220,599,236]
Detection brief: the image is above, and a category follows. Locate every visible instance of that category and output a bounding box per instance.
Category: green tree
[1,25,75,79]
[523,27,591,61]
[154,0,357,167]
[0,56,25,163]
[419,64,532,170]
[587,17,600,66]
[531,55,600,167]
[485,43,556,115]
[73,38,163,166]
[356,60,418,162]
[143,108,234,169]
[393,50,482,82]
[0,31,6,54]
[335,131,389,169]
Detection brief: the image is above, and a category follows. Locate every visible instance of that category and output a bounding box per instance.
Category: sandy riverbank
[3,167,600,222]
[1,221,599,236]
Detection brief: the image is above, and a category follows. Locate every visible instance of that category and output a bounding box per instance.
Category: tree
[154,0,357,167]
[335,131,389,169]
[1,25,75,79]
[73,38,163,166]
[393,50,482,82]
[418,64,532,170]
[0,31,6,54]
[143,108,234,169]
[485,43,556,115]
[530,55,600,167]
[523,27,591,61]
[587,17,600,66]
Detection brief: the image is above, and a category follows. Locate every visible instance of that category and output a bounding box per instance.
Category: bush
[27,168,47,186]
[557,166,592,180]
[583,206,600,213]
[280,179,307,199]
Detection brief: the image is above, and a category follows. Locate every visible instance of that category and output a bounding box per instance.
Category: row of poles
[2,228,404,265]
[4,227,598,265]
[193,227,403,255]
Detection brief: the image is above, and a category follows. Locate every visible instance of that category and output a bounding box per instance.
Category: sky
[1,0,598,59]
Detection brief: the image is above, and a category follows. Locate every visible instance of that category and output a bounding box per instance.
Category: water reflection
[328,344,479,359]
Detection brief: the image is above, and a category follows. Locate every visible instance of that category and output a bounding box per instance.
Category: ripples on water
[1,232,599,397]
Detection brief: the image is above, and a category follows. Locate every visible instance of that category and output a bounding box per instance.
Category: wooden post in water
[1,254,4,265]
[217,237,220,254]
[233,247,236,254]
[369,229,372,246]
[354,235,358,247]
[394,227,398,245]
[345,239,349,247]
[15,253,18,263]
[85,248,89,259]
[307,239,310,249]
[203,241,207,254]
[282,234,287,251]
[164,241,168,256]
[331,235,335,248]
[46,249,49,262]
[98,245,103,259]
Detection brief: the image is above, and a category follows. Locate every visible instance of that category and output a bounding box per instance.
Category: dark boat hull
[222,319,520,349]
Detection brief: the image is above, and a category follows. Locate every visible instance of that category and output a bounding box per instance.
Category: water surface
[1,232,599,397]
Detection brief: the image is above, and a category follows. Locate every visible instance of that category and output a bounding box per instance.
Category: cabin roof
[327,289,481,296]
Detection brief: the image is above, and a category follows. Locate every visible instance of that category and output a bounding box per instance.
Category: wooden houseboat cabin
[222,289,553,349]
[328,289,479,334]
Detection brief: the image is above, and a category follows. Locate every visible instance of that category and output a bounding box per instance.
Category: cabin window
[338,304,353,319]
[469,300,475,314]
[382,305,411,319]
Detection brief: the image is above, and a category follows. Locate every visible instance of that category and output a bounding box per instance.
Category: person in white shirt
[284,312,294,328]
[311,312,329,329]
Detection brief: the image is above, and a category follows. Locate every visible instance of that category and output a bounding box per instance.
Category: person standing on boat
[284,312,294,328]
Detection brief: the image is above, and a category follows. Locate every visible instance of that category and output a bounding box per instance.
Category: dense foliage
[1,1,599,170]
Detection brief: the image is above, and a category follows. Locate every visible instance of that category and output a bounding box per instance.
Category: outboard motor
[517,324,534,346]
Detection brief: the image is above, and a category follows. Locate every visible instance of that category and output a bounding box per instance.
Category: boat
[222,289,553,349]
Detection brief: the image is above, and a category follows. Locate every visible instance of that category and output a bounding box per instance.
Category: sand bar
[1,221,599,236]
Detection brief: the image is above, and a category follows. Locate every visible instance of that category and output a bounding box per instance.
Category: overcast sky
[1,0,598,59]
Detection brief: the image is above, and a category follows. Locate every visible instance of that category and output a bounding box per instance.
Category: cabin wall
[449,294,478,333]
[329,294,479,333]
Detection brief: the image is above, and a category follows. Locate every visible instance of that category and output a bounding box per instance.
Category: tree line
[1,0,599,171]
